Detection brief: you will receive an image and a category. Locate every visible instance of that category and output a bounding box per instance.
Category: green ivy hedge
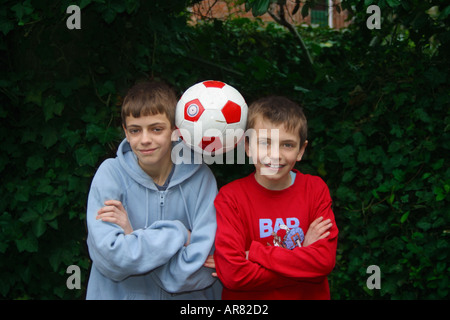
[0,0,448,299]
[304,36,449,299]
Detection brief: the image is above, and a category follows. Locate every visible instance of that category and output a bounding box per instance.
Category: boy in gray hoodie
[86,81,221,299]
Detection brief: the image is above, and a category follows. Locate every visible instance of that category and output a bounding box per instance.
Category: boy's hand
[303,216,332,247]
[96,200,133,235]
[203,255,218,277]
[185,229,191,247]
[203,251,249,278]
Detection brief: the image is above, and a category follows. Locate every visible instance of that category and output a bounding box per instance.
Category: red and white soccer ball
[175,80,248,155]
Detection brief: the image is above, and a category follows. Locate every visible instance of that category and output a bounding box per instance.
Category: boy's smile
[246,115,307,190]
[123,113,174,184]
[137,146,158,156]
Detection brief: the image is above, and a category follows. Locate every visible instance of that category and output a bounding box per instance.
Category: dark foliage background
[0,0,448,299]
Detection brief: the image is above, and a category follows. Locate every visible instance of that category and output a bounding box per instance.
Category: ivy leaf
[97,80,116,97]
[49,247,62,272]
[43,96,64,122]
[400,211,410,223]
[251,0,270,17]
[32,217,46,238]
[80,0,93,9]
[26,155,44,171]
[294,85,311,93]
[86,124,120,143]
[11,0,34,23]
[431,158,444,170]
[433,186,447,202]
[417,221,431,231]
[111,2,126,13]
[24,89,42,106]
[41,127,58,149]
[0,13,14,35]
[75,145,104,167]
[102,7,117,24]
[385,0,401,8]
[439,6,450,19]
[15,232,38,253]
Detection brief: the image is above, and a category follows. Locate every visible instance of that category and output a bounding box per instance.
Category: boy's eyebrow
[127,122,168,128]
[257,136,298,143]
[281,139,298,144]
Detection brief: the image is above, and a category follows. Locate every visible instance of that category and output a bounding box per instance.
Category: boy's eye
[151,127,167,134]
[129,129,140,134]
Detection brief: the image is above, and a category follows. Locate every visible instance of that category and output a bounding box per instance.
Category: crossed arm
[97,201,332,279]
[203,216,332,276]
[97,200,191,245]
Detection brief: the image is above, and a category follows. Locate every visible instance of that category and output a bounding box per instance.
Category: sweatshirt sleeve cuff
[176,220,189,246]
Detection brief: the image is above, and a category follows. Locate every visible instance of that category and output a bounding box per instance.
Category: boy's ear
[296,140,308,161]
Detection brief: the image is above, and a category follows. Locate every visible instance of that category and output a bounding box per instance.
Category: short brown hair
[247,96,308,148]
[121,81,177,128]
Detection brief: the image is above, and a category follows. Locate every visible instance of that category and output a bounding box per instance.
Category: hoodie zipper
[158,191,166,220]
[159,192,165,207]
[158,190,165,300]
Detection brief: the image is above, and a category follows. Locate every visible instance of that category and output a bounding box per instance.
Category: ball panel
[199,136,224,153]
[199,88,228,111]
[202,80,226,89]
[221,100,242,124]
[221,84,247,106]
[184,99,205,122]
[199,109,227,132]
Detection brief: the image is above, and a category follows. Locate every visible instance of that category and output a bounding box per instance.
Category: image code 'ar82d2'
[175,80,248,155]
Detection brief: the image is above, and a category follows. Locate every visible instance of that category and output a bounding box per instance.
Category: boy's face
[123,113,174,176]
[246,115,307,190]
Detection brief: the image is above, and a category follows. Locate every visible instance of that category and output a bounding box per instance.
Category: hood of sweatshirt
[116,138,201,191]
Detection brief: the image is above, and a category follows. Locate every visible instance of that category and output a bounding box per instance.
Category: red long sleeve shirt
[214,169,338,300]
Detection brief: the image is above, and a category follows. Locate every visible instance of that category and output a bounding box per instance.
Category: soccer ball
[175,80,248,155]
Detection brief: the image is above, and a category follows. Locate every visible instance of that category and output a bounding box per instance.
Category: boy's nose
[267,130,280,161]
[141,130,152,144]
[266,148,280,166]
[268,145,280,159]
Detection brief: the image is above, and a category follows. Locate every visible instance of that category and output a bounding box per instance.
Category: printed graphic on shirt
[272,225,305,249]
[259,217,300,238]
[285,226,304,249]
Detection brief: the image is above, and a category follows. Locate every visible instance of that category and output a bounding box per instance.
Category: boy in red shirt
[207,96,338,299]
